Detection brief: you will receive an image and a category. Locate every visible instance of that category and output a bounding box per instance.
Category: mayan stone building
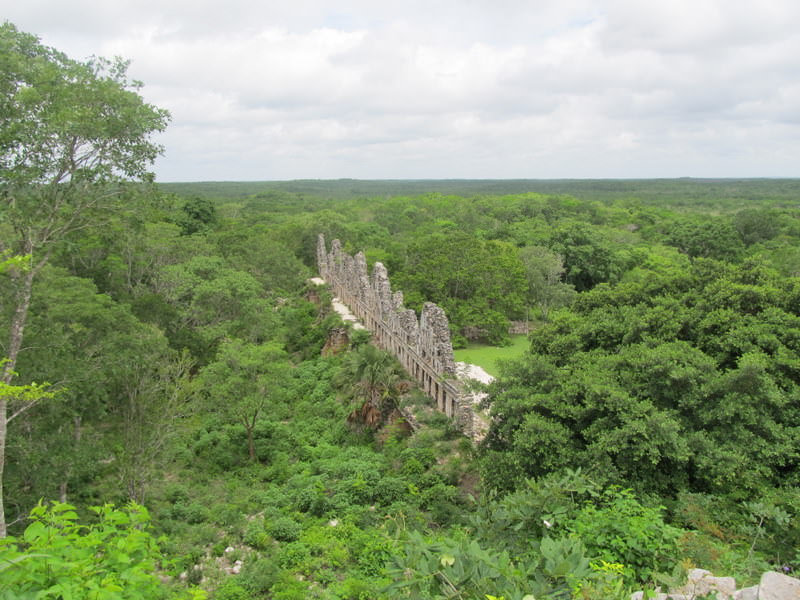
[317,234,476,436]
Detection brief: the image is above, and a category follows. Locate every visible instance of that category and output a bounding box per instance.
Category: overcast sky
[6,1,800,181]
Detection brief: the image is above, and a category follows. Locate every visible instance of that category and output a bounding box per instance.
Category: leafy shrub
[277,541,311,569]
[347,528,393,577]
[568,486,681,583]
[213,579,249,600]
[165,483,191,504]
[332,576,382,600]
[0,501,189,599]
[400,447,437,471]
[192,428,242,471]
[269,571,309,600]
[238,556,281,596]
[373,476,408,506]
[243,520,270,550]
[385,530,551,600]
[293,481,330,516]
[268,516,302,542]
[184,502,212,524]
[186,523,219,548]
[212,503,244,529]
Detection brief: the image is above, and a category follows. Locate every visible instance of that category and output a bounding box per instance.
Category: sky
[5,0,800,181]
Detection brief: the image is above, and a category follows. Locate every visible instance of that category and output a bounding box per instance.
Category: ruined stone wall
[317,234,474,436]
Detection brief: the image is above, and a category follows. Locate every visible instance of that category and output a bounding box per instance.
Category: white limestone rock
[676,568,736,599]
[758,571,800,600]
[734,585,758,600]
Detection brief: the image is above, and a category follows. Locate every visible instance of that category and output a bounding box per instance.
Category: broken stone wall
[317,234,475,437]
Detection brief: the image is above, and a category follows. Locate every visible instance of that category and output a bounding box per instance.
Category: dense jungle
[2,21,800,600]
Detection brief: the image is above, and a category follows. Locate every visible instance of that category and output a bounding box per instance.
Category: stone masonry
[317,234,476,437]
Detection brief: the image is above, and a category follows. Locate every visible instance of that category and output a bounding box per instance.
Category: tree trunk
[3,267,35,383]
[0,266,36,538]
[246,425,255,462]
[0,396,7,538]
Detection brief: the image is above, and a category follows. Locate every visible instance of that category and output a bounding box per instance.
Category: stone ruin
[631,568,800,600]
[317,234,477,437]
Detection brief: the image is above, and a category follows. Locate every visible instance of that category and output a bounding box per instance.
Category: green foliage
[213,226,309,294]
[385,529,592,600]
[179,197,217,236]
[0,21,168,188]
[237,556,282,596]
[160,255,276,361]
[568,487,681,583]
[519,245,576,320]
[0,501,198,599]
[485,256,800,497]
[195,340,292,461]
[268,516,302,542]
[393,232,526,343]
[336,344,407,428]
[0,360,55,409]
[664,218,745,260]
[213,579,250,600]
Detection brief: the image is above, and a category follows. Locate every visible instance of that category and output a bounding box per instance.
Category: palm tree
[337,345,408,428]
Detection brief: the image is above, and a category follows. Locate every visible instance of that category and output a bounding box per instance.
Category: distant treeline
[159,178,800,210]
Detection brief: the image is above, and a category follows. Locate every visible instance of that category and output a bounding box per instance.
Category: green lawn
[453,335,529,377]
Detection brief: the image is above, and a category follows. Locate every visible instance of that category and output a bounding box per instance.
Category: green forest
[2,21,800,600]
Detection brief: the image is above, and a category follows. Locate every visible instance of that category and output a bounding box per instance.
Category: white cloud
[4,0,800,179]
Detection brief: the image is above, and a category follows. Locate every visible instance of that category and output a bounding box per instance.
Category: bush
[238,556,281,596]
[568,486,681,583]
[267,517,302,542]
[373,476,408,506]
[277,541,311,570]
[192,428,243,471]
[332,576,382,600]
[400,447,437,471]
[0,501,179,599]
[212,503,244,529]
[213,579,249,600]
[243,520,270,550]
[184,502,212,524]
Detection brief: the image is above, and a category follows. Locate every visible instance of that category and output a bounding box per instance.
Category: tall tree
[196,341,292,462]
[0,22,168,536]
[519,245,576,321]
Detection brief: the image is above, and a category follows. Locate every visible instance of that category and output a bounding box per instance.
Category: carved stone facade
[317,234,475,437]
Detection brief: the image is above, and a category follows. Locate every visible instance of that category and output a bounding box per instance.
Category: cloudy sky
[6,1,800,181]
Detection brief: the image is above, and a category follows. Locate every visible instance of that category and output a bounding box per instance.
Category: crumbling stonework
[321,327,350,357]
[317,234,476,437]
[630,568,800,600]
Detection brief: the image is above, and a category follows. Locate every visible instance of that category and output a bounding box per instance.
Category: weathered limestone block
[734,586,758,600]
[392,291,404,310]
[758,571,800,600]
[371,262,393,319]
[631,570,800,600]
[354,252,370,303]
[343,253,356,298]
[419,303,456,375]
[397,309,419,343]
[317,234,328,278]
[329,238,344,282]
[676,569,736,599]
[455,395,474,437]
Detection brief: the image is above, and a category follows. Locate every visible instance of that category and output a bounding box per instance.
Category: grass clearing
[454,335,529,377]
